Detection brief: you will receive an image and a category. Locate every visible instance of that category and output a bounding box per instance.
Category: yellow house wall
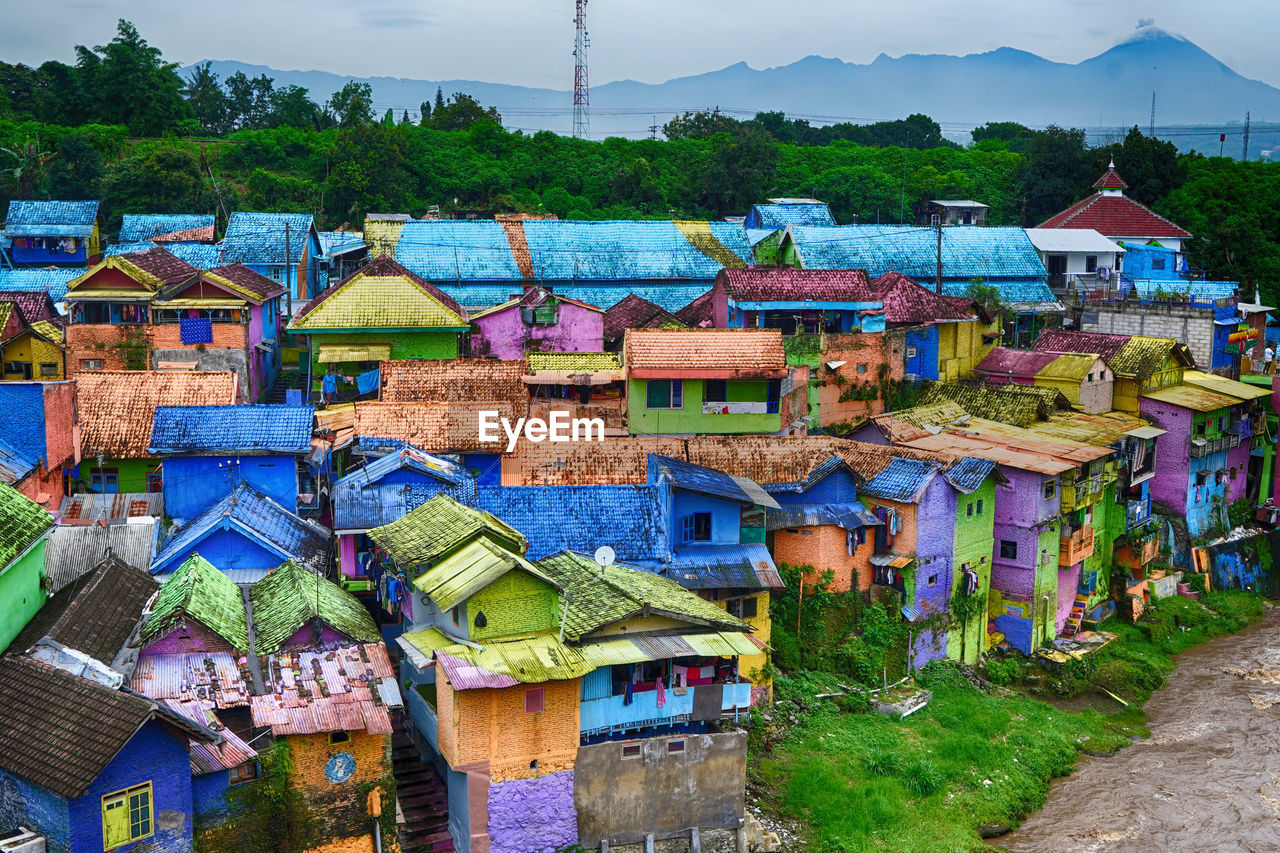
[939,319,997,381]
[2,333,64,380]
[709,592,770,695]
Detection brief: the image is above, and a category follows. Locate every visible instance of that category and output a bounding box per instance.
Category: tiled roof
[1036,352,1103,382]
[250,560,381,653]
[790,225,1047,280]
[251,643,399,736]
[117,247,201,284]
[28,319,64,347]
[5,556,155,663]
[292,255,467,330]
[719,267,876,303]
[649,454,780,508]
[68,248,198,297]
[749,202,836,229]
[149,404,315,454]
[603,293,684,340]
[942,456,999,495]
[537,551,748,641]
[0,268,80,303]
[44,521,159,594]
[119,214,215,243]
[475,484,665,561]
[354,400,522,453]
[642,543,783,590]
[872,271,977,323]
[870,401,972,442]
[152,484,331,577]
[336,444,469,489]
[76,371,238,458]
[3,200,97,236]
[370,493,527,567]
[380,358,527,403]
[0,483,51,569]
[1039,192,1191,238]
[859,457,940,502]
[1130,279,1239,300]
[939,278,1059,308]
[976,346,1061,379]
[201,263,287,302]
[0,290,55,326]
[220,212,314,265]
[526,351,622,375]
[674,289,714,327]
[1108,336,1193,377]
[623,329,787,373]
[0,656,209,799]
[1093,167,1128,189]
[922,382,1069,427]
[105,241,224,270]
[1034,330,1131,360]
[0,436,38,485]
[141,553,249,651]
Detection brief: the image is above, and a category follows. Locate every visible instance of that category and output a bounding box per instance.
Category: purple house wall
[1139,398,1194,520]
[911,476,957,666]
[990,466,1061,654]
[469,295,604,360]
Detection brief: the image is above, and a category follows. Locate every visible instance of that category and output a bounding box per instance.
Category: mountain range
[186,27,1280,152]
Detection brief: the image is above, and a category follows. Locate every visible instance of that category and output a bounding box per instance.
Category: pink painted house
[468,285,604,359]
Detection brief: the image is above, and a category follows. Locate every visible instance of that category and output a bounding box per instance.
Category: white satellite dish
[594,546,616,567]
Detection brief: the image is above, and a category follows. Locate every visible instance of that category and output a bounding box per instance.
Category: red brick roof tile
[624,329,787,374]
[1033,330,1131,360]
[1093,167,1129,189]
[203,263,287,302]
[675,289,714,328]
[77,370,238,458]
[871,271,977,324]
[121,247,201,284]
[379,359,528,404]
[1039,193,1190,238]
[717,267,875,303]
[603,294,683,340]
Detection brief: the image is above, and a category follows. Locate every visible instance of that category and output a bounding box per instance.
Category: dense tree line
[1,20,1278,303]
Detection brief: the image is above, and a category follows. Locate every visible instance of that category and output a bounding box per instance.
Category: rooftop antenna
[1243,110,1251,161]
[572,0,590,140]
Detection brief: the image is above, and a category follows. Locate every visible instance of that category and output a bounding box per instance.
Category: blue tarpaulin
[179,317,213,344]
[356,368,380,395]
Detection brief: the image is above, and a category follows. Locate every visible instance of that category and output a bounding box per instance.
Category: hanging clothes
[623,679,634,706]
[356,367,380,395]
[655,675,667,708]
[672,665,689,696]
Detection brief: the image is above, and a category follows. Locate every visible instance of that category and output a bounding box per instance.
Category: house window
[668,740,685,753]
[81,358,105,371]
[621,744,641,758]
[145,471,163,493]
[451,605,461,626]
[90,469,120,493]
[1085,255,1098,273]
[976,499,984,515]
[229,760,259,785]
[646,379,683,409]
[927,574,938,588]
[3,361,32,379]
[1087,373,1094,383]
[1195,471,1209,486]
[102,782,152,850]
[726,596,758,620]
[681,512,712,543]
[857,364,867,374]
[328,731,351,745]
[268,265,286,282]
[525,688,545,714]
[1043,480,1057,500]
[1231,466,1238,480]
[704,379,727,403]
[1194,420,1206,436]
[999,540,1018,560]
[1152,258,1166,270]
[39,362,58,377]
[966,502,974,517]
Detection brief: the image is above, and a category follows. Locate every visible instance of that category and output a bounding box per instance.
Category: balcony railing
[1189,435,1240,458]
[1116,537,1159,572]
[1061,474,1108,511]
[1059,526,1096,567]
[1125,497,1152,531]
[579,681,752,737]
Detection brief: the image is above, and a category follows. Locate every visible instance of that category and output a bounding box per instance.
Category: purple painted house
[468,285,604,359]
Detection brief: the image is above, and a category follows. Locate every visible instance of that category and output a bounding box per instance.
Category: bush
[984,657,1022,686]
[864,748,900,777]
[900,758,944,796]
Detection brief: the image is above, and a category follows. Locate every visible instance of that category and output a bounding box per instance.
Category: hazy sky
[5,0,1279,90]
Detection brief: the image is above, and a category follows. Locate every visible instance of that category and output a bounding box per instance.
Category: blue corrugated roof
[335,446,468,489]
[4,201,98,236]
[0,268,80,303]
[220,212,314,265]
[475,484,665,561]
[317,231,366,259]
[0,436,39,485]
[119,214,214,242]
[764,501,881,531]
[860,458,939,503]
[149,405,315,454]
[942,456,997,494]
[940,277,1057,305]
[105,241,222,269]
[152,482,330,575]
[750,202,836,229]
[648,455,780,508]
[396,220,522,281]
[524,220,752,281]
[792,225,1048,281]
[333,480,470,531]
[638,544,784,590]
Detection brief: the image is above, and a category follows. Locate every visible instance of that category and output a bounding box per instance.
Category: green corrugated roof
[141,554,248,651]
[413,537,556,613]
[370,494,527,566]
[881,401,969,430]
[1036,353,1102,382]
[0,484,51,570]
[249,560,380,653]
[403,628,595,683]
[536,551,749,641]
[1108,336,1186,378]
[526,351,623,374]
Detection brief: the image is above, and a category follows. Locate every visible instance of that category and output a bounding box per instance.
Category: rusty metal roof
[251,643,400,736]
[1141,383,1242,412]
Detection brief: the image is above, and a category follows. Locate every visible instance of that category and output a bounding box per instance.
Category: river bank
[747,590,1266,852]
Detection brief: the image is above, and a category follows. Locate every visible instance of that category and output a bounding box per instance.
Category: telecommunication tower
[573,0,590,139]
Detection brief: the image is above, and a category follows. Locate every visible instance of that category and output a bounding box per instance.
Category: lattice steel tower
[572,0,590,139]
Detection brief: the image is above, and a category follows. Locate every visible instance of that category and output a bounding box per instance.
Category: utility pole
[1243,111,1251,161]
[648,115,659,140]
[572,0,590,139]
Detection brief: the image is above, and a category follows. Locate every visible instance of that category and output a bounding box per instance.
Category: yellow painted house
[1034,331,1194,415]
[2,318,65,380]
[937,314,1001,381]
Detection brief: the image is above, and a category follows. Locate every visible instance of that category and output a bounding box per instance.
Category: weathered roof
[370,493,527,567]
[748,201,836,229]
[0,437,38,486]
[859,458,940,503]
[292,255,467,330]
[624,328,787,374]
[0,290,55,326]
[152,484,331,577]
[5,556,155,663]
[468,287,604,320]
[1024,410,1161,447]
[649,454,781,509]
[603,293,684,340]
[250,560,380,654]
[77,371,238,458]
[67,247,199,297]
[0,483,51,570]
[718,267,876,304]
[790,225,1048,280]
[525,351,622,376]
[643,543,784,590]
[475,484,665,561]
[975,346,1061,379]
[1141,383,1241,412]
[252,643,398,735]
[413,536,556,612]
[332,446,472,530]
[119,214,215,243]
[141,553,249,651]
[149,404,315,454]
[1034,329,1131,361]
[1108,336,1193,378]
[0,656,211,799]
[43,520,159,594]
[896,418,1112,475]
[1036,353,1104,382]
[106,241,223,270]
[316,230,366,260]
[379,358,527,403]
[1039,191,1190,238]
[1181,370,1272,402]
[872,270,978,323]
[1130,279,1239,301]
[198,263,287,303]
[58,492,164,523]
[942,456,999,494]
[0,268,80,303]
[220,212,314,265]
[922,382,1069,427]
[674,289,714,327]
[1023,228,1124,254]
[353,400,522,453]
[4,200,98,236]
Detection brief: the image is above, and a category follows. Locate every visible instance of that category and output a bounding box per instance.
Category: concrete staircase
[392,713,454,853]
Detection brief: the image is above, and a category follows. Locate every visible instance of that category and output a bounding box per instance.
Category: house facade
[218,212,320,308]
[0,483,53,651]
[3,200,101,267]
[468,285,605,359]
[0,380,78,510]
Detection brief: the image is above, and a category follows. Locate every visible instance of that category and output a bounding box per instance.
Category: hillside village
[0,172,1277,853]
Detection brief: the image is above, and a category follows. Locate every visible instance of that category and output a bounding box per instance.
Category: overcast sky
[5,0,1279,90]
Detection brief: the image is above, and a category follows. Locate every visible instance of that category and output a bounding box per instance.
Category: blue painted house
[148,404,316,521]
[3,201,101,267]
[0,655,217,853]
[150,482,331,581]
[218,213,320,308]
[709,267,885,334]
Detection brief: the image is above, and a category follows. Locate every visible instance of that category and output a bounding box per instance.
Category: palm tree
[0,139,53,200]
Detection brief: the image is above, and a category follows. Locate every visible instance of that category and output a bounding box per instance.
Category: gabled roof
[468,286,604,320]
[6,556,155,663]
[250,560,380,653]
[0,436,39,486]
[335,444,468,489]
[119,214,215,243]
[220,212,314,265]
[789,225,1047,280]
[859,458,941,503]
[872,270,978,323]
[975,346,1062,379]
[106,241,223,270]
[152,483,331,577]
[674,289,714,327]
[0,290,56,326]
[624,328,787,375]
[379,358,527,403]
[0,656,213,799]
[922,382,1070,427]
[748,201,837,229]
[291,255,468,330]
[413,535,557,613]
[649,454,781,509]
[4,200,98,236]
[603,293,684,339]
[370,493,527,567]
[0,483,52,569]
[1107,336,1194,377]
[332,446,472,530]
[76,371,238,458]
[44,520,160,594]
[141,553,249,651]
[718,267,876,304]
[198,263,287,303]
[353,400,523,453]
[0,268,80,303]
[1034,329,1131,361]
[474,484,666,561]
[537,551,749,641]
[149,404,315,454]
[1093,166,1129,189]
[1039,192,1190,238]
[67,247,199,296]
[1036,352,1105,382]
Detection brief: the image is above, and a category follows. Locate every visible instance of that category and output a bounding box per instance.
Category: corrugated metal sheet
[413,537,554,612]
[683,631,763,657]
[649,544,784,590]
[630,635,697,660]
[59,492,164,522]
[765,502,881,532]
[435,649,520,690]
[650,455,781,509]
[44,520,159,593]
[251,643,398,735]
[130,652,250,707]
[1182,370,1272,402]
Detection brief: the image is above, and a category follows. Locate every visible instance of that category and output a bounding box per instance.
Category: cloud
[1136,17,1156,28]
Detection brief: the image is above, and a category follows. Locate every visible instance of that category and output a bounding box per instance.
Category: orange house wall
[774,524,875,593]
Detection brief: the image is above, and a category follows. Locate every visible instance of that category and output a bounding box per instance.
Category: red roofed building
[1039,162,1191,252]
[711,267,883,334]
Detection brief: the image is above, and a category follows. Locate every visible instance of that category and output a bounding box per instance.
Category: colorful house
[524,351,628,436]
[624,329,802,435]
[0,289,65,380]
[3,200,100,266]
[74,370,237,494]
[288,256,470,402]
[871,270,999,381]
[601,293,684,349]
[1039,163,1191,254]
[468,284,605,359]
[0,379,78,510]
[975,347,1114,414]
[744,197,836,231]
[708,267,885,334]
[0,483,54,652]
[1034,331,1195,415]
[147,404,316,520]
[218,212,320,307]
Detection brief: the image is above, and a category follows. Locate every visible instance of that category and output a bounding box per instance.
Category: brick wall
[150,322,246,351]
[774,524,872,593]
[43,382,78,469]
[66,324,129,376]
[440,676,580,782]
[288,731,390,840]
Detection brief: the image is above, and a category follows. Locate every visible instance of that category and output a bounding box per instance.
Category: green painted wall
[76,458,159,494]
[948,478,996,665]
[1084,484,1123,610]
[1032,523,1061,649]
[467,569,560,642]
[0,537,47,652]
[626,377,782,435]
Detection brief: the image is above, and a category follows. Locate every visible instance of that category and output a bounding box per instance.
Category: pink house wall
[339,534,358,577]
[1056,563,1082,631]
[282,622,347,649]
[141,620,239,656]
[470,302,603,359]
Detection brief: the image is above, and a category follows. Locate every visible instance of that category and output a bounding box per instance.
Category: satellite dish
[594,546,616,567]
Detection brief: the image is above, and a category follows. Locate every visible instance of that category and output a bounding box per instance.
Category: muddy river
[1000,607,1280,852]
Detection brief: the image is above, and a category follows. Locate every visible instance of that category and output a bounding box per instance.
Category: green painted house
[948,472,997,665]
[0,483,53,652]
[287,255,470,401]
